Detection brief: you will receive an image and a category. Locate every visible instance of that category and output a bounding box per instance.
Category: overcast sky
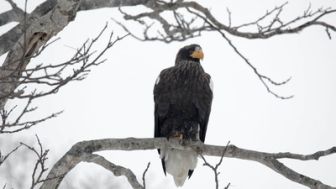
[0,0,336,189]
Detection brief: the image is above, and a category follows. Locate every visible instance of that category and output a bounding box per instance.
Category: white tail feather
[163,149,198,187]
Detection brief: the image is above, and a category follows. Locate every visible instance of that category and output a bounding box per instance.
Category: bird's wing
[194,73,213,142]
[154,68,171,138]
[154,68,173,175]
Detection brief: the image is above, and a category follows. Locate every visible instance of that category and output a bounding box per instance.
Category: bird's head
[175,44,204,65]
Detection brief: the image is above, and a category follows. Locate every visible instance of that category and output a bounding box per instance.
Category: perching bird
[154,44,213,186]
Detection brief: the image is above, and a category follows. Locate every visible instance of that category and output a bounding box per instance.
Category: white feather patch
[164,149,198,187]
[209,78,214,92]
[155,75,160,85]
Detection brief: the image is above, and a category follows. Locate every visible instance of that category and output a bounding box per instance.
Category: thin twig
[20,135,49,189]
[187,8,293,99]
[0,24,127,134]
[200,141,230,189]
[0,144,23,165]
[142,162,151,189]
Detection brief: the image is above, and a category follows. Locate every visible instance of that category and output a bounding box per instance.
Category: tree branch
[0,0,149,57]
[272,147,336,160]
[113,0,335,99]
[0,0,82,111]
[200,141,230,189]
[114,1,336,41]
[142,162,150,189]
[82,153,144,189]
[0,143,22,166]
[41,138,336,189]
[0,21,127,134]
[1,0,335,111]
[2,0,335,57]
[0,0,26,26]
[186,8,293,99]
[20,135,50,189]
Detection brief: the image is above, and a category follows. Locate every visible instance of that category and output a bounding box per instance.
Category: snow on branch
[41,138,336,189]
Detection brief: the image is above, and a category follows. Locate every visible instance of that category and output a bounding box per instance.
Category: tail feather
[188,170,194,178]
[161,148,198,187]
[161,158,167,175]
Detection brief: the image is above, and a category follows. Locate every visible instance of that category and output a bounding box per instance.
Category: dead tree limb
[0,0,151,57]
[41,138,336,189]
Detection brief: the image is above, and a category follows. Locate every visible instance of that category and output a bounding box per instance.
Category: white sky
[0,0,336,189]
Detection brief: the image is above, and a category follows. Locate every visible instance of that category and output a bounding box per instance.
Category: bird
[153,44,213,187]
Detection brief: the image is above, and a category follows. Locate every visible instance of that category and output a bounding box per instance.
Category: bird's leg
[172,131,183,140]
[170,132,184,145]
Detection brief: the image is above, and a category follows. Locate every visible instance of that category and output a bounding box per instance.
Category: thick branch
[273,147,336,160]
[78,0,149,11]
[0,0,148,57]
[2,0,335,57]
[0,0,26,26]
[41,138,336,189]
[0,0,82,110]
[82,153,144,189]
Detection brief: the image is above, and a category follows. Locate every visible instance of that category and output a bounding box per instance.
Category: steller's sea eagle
[154,44,213,186]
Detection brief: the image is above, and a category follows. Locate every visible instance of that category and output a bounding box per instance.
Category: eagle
[154,44,213,186]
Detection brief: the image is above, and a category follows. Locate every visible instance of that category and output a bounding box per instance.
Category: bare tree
[0,0,335,188]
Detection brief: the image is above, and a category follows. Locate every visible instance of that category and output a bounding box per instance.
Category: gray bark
[41,138,336,189]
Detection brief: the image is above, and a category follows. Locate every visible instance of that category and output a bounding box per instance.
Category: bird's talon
[172,132,184,140]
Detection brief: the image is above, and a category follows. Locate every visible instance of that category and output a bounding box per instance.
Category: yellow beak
[191,49,204,60]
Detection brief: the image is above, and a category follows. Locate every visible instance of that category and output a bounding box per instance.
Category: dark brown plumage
[153,44,213,186]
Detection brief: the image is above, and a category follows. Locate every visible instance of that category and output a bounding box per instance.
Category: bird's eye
[194,46,201,51]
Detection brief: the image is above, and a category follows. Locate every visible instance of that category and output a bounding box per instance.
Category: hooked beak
[191,48,204,60]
